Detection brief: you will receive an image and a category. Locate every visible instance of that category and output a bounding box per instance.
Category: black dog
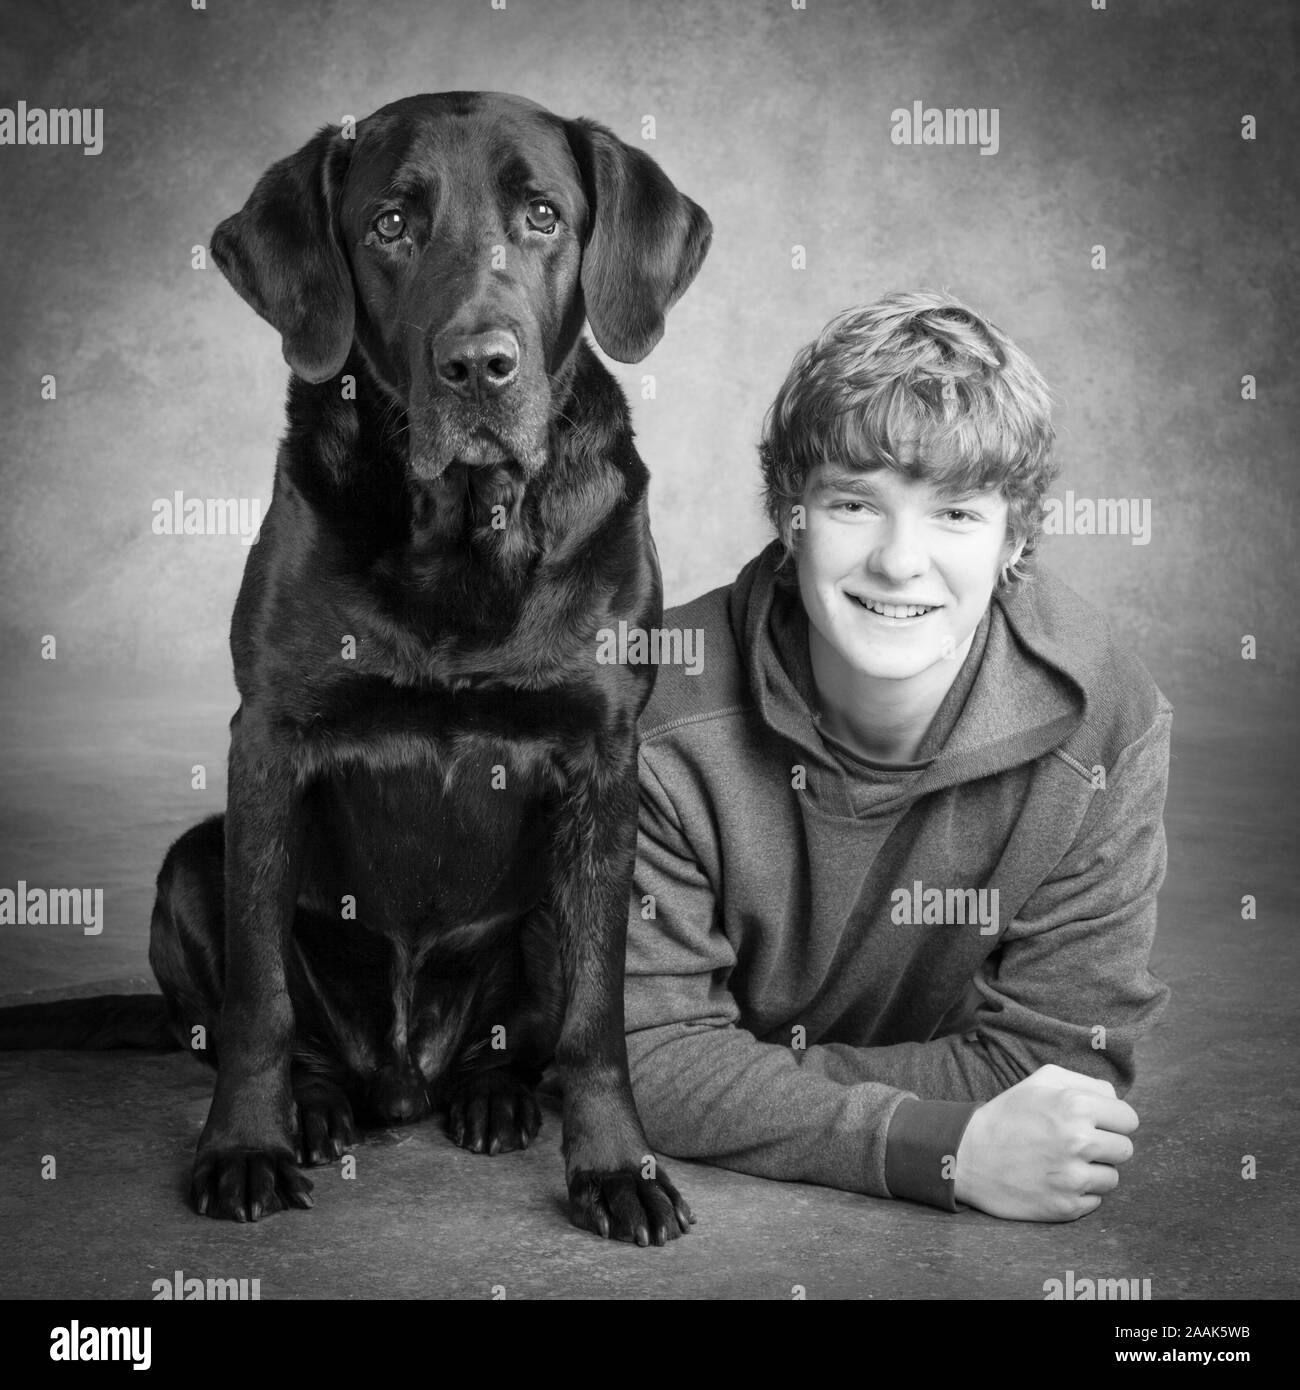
[113,93,707,1243]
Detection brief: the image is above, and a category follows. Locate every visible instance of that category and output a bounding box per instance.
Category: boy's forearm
[628,1022,983,1207]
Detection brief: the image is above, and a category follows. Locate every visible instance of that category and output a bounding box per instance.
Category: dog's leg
[421,919,555,1154]
[152,814,359,1172]
[550,733,694,1245]
[149,815,228,1059]
[189,718,314,1221]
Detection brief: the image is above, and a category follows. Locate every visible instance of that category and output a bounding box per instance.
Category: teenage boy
[626,291,1171,1221]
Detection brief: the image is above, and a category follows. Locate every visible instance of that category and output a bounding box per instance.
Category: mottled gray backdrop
[0,0,1295,703]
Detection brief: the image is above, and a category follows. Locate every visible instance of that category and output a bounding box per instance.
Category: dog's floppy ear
[565,118,712,364]
[210,126,355,383]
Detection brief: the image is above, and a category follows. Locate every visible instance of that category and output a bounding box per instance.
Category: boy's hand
[953,1063,1138,1221]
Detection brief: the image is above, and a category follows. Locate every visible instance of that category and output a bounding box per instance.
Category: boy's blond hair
[760,290,1059,586]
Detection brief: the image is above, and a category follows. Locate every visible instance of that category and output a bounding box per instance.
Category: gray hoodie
[625,541,1172,1209]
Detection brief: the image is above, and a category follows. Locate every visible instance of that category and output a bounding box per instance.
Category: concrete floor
[1,672,1297,1300]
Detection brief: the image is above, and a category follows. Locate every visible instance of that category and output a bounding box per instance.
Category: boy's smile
[795,460,1018,760]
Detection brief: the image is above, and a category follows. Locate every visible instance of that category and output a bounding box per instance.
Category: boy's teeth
[859,598,934,618]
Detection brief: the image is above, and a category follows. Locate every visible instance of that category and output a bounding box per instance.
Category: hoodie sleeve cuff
[885,1099,981,1211]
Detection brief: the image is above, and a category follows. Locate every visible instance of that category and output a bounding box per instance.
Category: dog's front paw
[445,1070,542,1154]
[567,1164,694,1246]
[191,1146,314,1222]
[294,1079,358,1166]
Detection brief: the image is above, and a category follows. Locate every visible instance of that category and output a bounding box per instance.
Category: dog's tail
[0,992,178,1050]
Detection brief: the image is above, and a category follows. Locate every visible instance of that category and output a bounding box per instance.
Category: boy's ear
[210,126,356,383]
[565,117,712,364]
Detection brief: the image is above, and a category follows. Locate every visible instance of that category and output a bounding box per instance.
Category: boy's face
[795,459,1017,688]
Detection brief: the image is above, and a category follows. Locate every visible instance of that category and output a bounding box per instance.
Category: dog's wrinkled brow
[377,173,432,206]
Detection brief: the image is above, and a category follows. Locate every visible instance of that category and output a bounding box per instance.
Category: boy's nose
[868,520,929,581]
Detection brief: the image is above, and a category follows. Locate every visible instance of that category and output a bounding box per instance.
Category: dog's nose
[433,331,520,398]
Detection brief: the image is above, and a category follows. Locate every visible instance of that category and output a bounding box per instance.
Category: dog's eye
[374,211,407,242]
[526,200,558,234]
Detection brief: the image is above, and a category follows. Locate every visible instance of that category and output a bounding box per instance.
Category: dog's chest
[299,747,554,939]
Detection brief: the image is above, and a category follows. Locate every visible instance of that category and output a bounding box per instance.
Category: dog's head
[210,92,711,481]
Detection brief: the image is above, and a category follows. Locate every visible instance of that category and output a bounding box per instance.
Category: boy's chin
[836,643,948,683]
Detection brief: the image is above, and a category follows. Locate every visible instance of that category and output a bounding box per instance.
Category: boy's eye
[939,505,986,523]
